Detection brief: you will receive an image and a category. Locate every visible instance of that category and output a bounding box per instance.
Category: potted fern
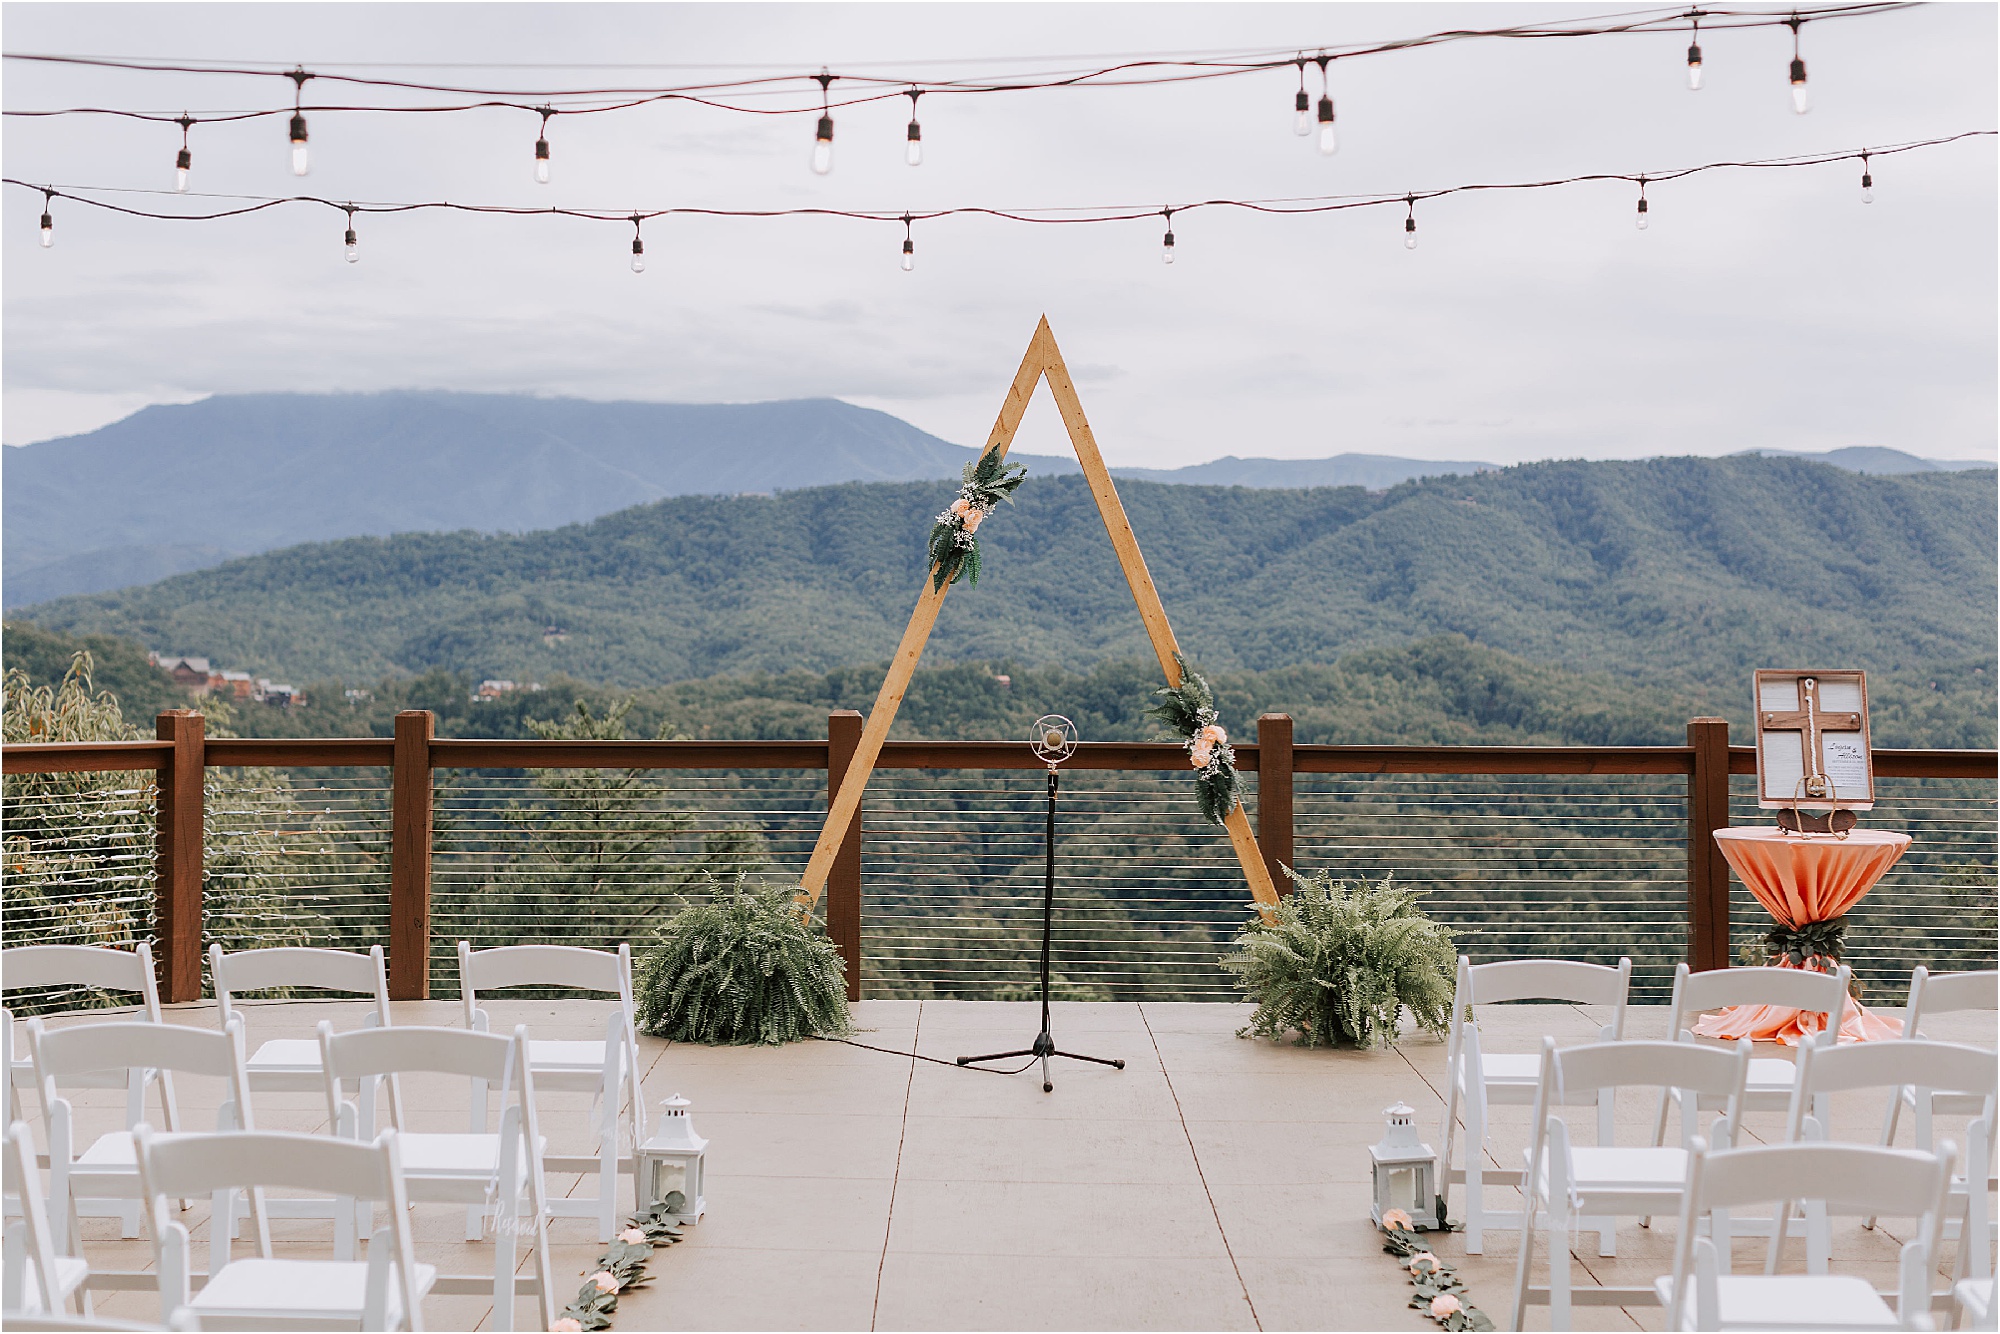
[635,879,853,1045]
[1222,870,1456,1048]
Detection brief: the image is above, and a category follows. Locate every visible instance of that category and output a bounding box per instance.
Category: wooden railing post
[154,709,205,1003]
[1686,717,1732,972]
[826,710,864,1001]
[390,710,435,1000]
[1257,713,1296,892]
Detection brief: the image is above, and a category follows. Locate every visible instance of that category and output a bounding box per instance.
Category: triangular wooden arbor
[797,317,1281,913]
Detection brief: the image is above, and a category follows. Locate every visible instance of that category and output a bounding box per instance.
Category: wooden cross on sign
[1753,669,1874,810]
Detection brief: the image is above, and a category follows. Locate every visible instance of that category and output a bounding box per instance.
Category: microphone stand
[957,759,1125,1091]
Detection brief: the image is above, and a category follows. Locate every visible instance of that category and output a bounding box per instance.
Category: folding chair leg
[490,1198,518,1332]
[597,1121,618,1244]
[1511,1203,1537,1332]
[1465,1162,1485,1255]
[1548,1218,1572,1331]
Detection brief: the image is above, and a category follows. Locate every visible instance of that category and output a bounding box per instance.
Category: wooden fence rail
[4,710,1992,1003]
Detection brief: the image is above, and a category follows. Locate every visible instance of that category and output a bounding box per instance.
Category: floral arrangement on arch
[926,449,1028,591]
[1146,652,1241,825]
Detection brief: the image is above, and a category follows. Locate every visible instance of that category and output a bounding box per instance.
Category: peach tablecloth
[1692,826,1911,1044]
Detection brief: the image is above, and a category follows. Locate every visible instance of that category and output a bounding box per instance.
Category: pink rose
[1190,741,1214,769]
[1380,1208,1414,1231]
[551,1320,584,1332]
[1407,1252,1439,1275]
[618,1227,647,1244]
[1429,1293,1462,1319]
[949,497,973,518]
[961,508,984,534]
[1199,724,1227,746]
[590,1270,619,1293]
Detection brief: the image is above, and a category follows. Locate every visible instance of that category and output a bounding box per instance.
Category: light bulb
[1162,231,1175,264]
[1686,43,1704,90]
[631,238,645,273]
[906,120,922,166]
[1316,96,1337,155]
[344,228,359,263]
[1861,171,1874,204]
[901,238,915,271]
[812,115,834,175]
[1404,217,1417,250]
[1789,58,1809,114]
[1636,199,1649,230]
[175,147,191,193]
[289,112,309,176]
[535,137,550,185]
[39,211,52,248]
[1294,89,1311,136]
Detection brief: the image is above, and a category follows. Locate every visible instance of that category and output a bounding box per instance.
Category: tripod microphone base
[956,1032,1126,1092]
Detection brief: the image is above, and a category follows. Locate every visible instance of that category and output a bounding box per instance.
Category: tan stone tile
[896,1114,1202,1186]
[874,1251,1258,1330]
[690,1110,908,1181]
[1182,1118,1389,1186]
[614,1243,882,1330]
[885,1179,1229,1260]
[902,1055,1179,1122]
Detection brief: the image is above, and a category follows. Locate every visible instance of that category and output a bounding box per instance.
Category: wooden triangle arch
[796,317,1281,913]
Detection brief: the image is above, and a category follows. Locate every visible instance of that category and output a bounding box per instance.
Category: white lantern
[635,1093,707,1223]
[1369,1101,1438,1230]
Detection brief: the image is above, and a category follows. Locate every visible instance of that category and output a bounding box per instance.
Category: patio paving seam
[1139,1002,1263,1332]
[871,999,923,1332]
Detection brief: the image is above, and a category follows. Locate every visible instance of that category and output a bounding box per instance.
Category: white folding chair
[318,1024,554,1332]
[209,945,401,1239]
[1786,1039,1997,1286]
[1883,968,1999,1150]
[25,1018,256,1275]
[1655,963,1851,1133]
[1657,1139,1956,1331]
[1438,955,1631,1254]
[6,945,183,1237]
[457,941,646,1241]
[3,1123,90,1318]
[1956,1277,1996,1332]
[136,1126,431,1331]
[1511,1036,1752,1331]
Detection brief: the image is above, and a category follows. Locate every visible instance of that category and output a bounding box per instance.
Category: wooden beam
[825,711,864,1001]
[1686,717,1733,972]
[154,710,205,1004]
[390,710,435,1000]
[796,320,1049,905]
[1257,714,1296,891]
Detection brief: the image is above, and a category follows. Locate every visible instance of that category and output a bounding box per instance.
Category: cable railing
[2,710,1992,1008]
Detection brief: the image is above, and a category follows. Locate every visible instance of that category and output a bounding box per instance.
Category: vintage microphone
[957,715,1125,1091]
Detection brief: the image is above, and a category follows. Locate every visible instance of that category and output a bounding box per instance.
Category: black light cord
[816,1034,1039,1075]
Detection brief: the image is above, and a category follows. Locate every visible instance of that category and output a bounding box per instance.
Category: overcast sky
[3,2,1994,467]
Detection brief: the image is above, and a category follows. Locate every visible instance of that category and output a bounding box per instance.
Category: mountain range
[7,391,1985,607]
[17,455,1992,693]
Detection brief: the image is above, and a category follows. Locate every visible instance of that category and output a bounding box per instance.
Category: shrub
[1222,869,1456,1048]
[634,879,853,1045]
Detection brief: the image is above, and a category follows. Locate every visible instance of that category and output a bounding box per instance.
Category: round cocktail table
[1692,826,1911,1044]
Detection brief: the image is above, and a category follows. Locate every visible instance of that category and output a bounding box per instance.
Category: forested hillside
[22,457,1994,697]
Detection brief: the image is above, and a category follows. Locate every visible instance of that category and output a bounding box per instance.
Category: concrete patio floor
[18,998,1995,1332]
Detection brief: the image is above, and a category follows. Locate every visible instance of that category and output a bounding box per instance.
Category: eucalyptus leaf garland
[550,1194,686,1331]
[1145,652,1241,825]
[1380,1215,1497,1332]
[927,450,1029,591]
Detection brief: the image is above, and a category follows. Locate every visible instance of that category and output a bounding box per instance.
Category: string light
[812,69,835,175]
[287,67,311,175]
[1161,208,1176,264]
[10,131,1983,255]
[905,89,923,166]
[900,212,914,270]
[629,214,644,272]
[534,107,552,184]
[1636,175,1650,228]
[1314,55,1337,156]
[1788,15,1810,113]
[1860,150,1873,201]
[342,203,358,262]
[1292,58,1311,136]
[175,114,192,192]
[1686,13,1705,89]
[39,189,53,247]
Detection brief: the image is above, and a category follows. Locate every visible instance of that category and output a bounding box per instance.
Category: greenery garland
[1763,916,1846,968]
[1145,653,1241,825]
[1379,1213,1497,1332]
[926,450,1028,591]
[550,1194,685,1331]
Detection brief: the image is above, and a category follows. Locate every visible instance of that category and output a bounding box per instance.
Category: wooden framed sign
[1753,669,1874,811]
